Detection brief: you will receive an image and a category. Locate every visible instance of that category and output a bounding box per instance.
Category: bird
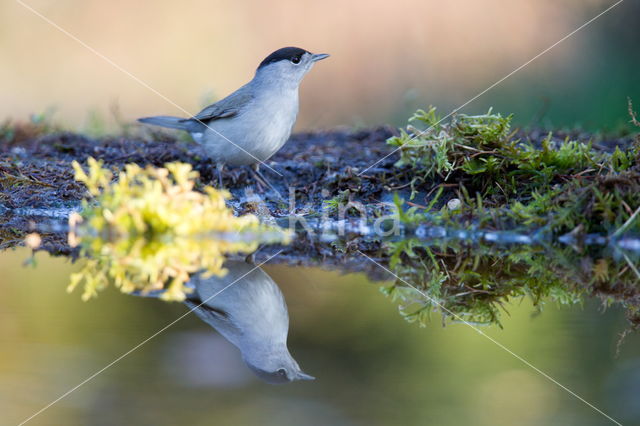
[130,260,315,384]
[138,46,329,187]
[185,260,314,384]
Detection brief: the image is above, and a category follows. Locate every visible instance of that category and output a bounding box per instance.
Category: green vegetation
[0,110,60,145]
[382,222,640,327]
[68,158,290,301]
[388,106,638,202]
[383,105,640,327]
[383,242,582,327]
[387,104,640,235]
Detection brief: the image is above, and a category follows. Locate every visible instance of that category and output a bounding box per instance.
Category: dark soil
[2,125,636,207]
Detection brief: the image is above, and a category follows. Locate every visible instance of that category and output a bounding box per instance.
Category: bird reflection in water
[134,260,314,384]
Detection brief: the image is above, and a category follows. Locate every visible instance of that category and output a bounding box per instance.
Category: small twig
[617,265,629,278]
[572,168,596,178]
[621,252,640,283]
[469,150,500,158]
[628,97,640,128]
[0,172,56,188]
[386,182,412,191]
[612,204,640,238]
[425,183,457,199]
[615,329,631,358]
[462,284,491,294]
[621,201,633,216]
[495,181,508,200]
[406,200,428,209]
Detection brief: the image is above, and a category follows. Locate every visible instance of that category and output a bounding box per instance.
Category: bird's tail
[138,115,195,131]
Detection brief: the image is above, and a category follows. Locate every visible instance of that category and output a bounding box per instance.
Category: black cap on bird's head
[257,46,330,70]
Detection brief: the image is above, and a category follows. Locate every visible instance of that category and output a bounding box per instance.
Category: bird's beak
[311,53,330,62]
[296,371,316,381]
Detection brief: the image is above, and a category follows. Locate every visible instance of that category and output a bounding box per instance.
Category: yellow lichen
[68,158,289,301]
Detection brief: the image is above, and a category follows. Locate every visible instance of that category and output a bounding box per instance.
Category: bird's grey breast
[197,85,298,165]
[244,84,299,155]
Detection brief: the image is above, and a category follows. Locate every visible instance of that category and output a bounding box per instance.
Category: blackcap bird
[131,260,314,384]
[138,47,329,173]
[185,261,314,384]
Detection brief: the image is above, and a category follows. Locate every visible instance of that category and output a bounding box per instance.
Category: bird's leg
[250,164,271,193]
[244,251,256,264]
[250,164,267,191]
[250,164,285,202]
[216,162,225,188]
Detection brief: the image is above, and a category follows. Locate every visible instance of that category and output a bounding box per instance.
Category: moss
[323,189,352,214]
[382,234,640,327]
[383,105,640,328]
[388,106,638,203]
[388,105,640,233]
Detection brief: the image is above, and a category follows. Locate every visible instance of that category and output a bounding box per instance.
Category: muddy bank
[2,122,640,330]
[2,124,637,206]
[0,124,635,246]
[0,124,638,255]
[0,126,392,209]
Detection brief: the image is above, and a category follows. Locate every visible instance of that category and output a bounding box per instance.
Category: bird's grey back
[186,261,289,347]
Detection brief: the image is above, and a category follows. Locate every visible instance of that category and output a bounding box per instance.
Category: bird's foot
[249,165,285,202]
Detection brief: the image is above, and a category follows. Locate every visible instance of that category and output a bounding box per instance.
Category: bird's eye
[291,56,301,64]
[277,368,287,376]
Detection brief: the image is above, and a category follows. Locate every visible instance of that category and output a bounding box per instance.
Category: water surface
[2,247,639,426]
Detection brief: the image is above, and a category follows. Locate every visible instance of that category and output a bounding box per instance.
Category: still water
[1,247,639,426]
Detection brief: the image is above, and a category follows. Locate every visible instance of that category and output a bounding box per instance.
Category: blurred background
[1,0,639,133]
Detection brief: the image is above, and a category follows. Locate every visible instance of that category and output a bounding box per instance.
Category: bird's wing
[186,90,254,123]
[184,299,243,335]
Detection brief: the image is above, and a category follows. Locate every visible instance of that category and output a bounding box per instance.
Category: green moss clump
[382,105,640,328]
[383,243,580,327]
[388,107,514,182]
[381,232,640,327]
[387,107,638,202]
[388,106,640,234]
